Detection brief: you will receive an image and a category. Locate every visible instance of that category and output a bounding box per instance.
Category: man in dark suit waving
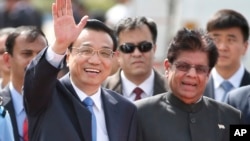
[23,0,137,141]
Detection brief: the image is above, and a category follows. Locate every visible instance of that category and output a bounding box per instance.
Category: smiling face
[165,51,210,104]
[66,29,114,94]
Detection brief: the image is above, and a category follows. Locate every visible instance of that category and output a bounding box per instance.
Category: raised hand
[51,0,88,54]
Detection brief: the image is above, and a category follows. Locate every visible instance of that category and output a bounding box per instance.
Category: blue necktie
[83,97,97,141]
[221,80,233,102]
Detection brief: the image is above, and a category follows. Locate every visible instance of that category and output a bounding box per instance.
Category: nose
[186,67,197,77]
[216,42,228,51]
[88,52,101,64]
[132,47,142,56]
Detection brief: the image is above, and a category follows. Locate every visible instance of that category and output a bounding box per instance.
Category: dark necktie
[83,97,97,141]
[133,87,143,101]
[221,80,233,102]
[23,118,28,141]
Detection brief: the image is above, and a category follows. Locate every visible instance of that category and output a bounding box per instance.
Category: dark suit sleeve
[226,86,250,124]
[23,48,61,116]
[136,116,144,141]
[127,107,137,141]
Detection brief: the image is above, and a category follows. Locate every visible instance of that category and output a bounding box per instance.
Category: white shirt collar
[211,63,245,88]
[121,69,154,97]
[71,80,102,112]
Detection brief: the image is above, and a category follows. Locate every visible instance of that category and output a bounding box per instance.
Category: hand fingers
[52,3,57,19]
[57,0,64,17]
[77,16,89,29]
[53,0,71,18]
[66,0,73,15]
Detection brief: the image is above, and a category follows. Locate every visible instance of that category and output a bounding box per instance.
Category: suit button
[191,118,196,123]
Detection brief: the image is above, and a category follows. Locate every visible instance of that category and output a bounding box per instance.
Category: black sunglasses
[119,41,153,53]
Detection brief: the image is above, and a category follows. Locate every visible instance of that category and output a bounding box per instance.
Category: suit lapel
[104,69,123,94]
[60,75,92,141]
[204,76,215,98]
[2,86,20,141]
[153,70,167,95]
[101,89,119,141]
[240,69,250,86]
[72,101,92,141]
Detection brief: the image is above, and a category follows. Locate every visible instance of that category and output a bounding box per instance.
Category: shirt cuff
[45,46,65,68]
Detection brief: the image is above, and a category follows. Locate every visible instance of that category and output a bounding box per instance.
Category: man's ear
[3,52,11,69]
[164,59,171,78]
[164,59,171,70]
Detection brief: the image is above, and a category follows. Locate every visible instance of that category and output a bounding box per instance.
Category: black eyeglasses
[119,41,153,53]
[173,61,210,75]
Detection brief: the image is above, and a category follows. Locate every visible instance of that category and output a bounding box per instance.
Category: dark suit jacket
[135,92,242,141]
[0,85,20,141]
[204,69,250,99]
[23,48,137,141]
[226,85,250,124]
[103,68,167,96]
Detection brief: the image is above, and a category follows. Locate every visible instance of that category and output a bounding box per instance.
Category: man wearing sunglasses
[135,28,242,141]
[103,16,167,102]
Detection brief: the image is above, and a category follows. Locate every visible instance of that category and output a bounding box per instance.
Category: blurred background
[0,0,249,72]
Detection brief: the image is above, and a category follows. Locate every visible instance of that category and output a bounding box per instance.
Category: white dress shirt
[211,64,244,102]
[121,69,154,102]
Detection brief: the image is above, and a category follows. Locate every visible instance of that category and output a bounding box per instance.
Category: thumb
[77,15,89,29]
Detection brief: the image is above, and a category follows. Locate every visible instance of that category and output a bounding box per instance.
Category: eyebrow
[79,43,112,49]
[212,33,237,39]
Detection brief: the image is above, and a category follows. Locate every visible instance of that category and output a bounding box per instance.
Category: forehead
[74,29,114,48]
[118,25,153,44]
[175,51,209,65]
[209,27,244,39]
[0,35,7,47]
[16,33,46,43]
[14,34,47,51]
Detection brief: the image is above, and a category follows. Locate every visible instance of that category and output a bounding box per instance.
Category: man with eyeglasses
[103,16,167,102]
[23,0,137,141]
[135,28,242,141]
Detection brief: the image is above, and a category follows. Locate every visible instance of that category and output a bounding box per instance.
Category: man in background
[204,9,250,102]
[0,27,15,90]
[103,16,167,102]
[0,26,48,141]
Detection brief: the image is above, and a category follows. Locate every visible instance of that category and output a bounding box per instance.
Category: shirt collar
[71,81,102,112]
[211,63,245,88]
[9,82,24,115]
[121,69,154,97]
